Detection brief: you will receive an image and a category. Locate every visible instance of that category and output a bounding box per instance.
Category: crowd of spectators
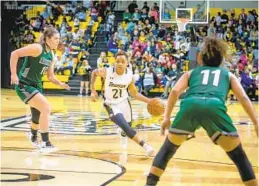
[6,1,258,100]
[8,0,117,78]
[103,4,258,99]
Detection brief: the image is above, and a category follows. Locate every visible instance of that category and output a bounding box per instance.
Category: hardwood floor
[1,89,258,186]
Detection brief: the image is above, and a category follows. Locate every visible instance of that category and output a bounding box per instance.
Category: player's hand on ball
[60,83,71,90]
[147,98,165,116]
[160,118,170,136]
[11,74,19,85]
[91,90,98,102]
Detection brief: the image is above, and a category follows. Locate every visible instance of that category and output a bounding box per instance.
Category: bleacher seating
[42,75,69,89]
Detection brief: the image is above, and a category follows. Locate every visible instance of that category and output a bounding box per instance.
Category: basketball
[147,98,165,116]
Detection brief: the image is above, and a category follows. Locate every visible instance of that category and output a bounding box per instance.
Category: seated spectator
[126,19,135,33]
[161,63,179,98]
[57,55,74,76]
[139,31,147,44]
[123,8,132,22]
[150,7,158,22]
[107,35,119,55]
[246,11,255,25]
[118,23,125,39]
[141,9,148,20]
[133,69,142,92]
[23,30,35,44]
[132,9,141,22]
[107,10,115,26]
[73,15,80,28]
[240,51,248,66]
[90,6,99,21]
[145,41,156,55]
[249,26,258,45]
[63,4,71,16]
[70,38,82,61]
[142,66,157,95]
[77,9,86,21]
[241,68,257,100]
[121,32,130,50]
[163,9,171,20]
[32,18,42,32]
[54,55,65,74]
[154,62,164,87]
[252,46,258,68]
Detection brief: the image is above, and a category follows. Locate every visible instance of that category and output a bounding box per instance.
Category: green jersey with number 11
[187,66,230,103]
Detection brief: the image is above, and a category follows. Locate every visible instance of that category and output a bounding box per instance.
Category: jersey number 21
[112,89,122,99]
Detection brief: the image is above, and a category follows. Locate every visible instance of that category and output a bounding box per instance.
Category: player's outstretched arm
[47,60,71,90]
[90,68,106,102]
[10,44,42,85]
[128,80,151,104]
[230,72,258,136]
[161,72,189,135]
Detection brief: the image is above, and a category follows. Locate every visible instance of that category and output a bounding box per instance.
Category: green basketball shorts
[170,96,238,143]
[15,82,43,104]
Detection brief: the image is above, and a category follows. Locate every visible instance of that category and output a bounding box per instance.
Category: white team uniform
[103,66,133,122]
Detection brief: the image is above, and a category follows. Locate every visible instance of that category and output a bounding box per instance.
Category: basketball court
[1,89,258,186]
[1,0,259,185]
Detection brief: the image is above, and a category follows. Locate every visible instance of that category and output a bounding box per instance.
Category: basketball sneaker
[143,143,154,157]
[39,141,58,154]
[27,132,39,148]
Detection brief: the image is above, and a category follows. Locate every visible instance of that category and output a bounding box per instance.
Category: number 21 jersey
[104,66,133,104]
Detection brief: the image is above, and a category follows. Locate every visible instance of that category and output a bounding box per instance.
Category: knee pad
[30,107,40,124]
[121,122,132,137]
[227,144,256,182]
[111,113,136,138]
[153,138,179,170]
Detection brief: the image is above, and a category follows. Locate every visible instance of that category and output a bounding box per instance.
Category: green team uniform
[15,45,53,104]
[170,66,238,143]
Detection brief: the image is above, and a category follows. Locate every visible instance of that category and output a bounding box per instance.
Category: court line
[3,146,258,168]
[2,147,126,186]
[1,167,118,175]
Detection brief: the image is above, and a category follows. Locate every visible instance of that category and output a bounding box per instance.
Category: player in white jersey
[90,51,154,156]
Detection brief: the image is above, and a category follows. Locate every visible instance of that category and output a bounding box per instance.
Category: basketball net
[176,18,189,32]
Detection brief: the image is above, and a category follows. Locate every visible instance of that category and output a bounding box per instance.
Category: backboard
[160,0,210,24]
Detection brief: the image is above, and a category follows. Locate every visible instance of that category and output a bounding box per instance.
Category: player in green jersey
[145,37,258,186]
[10,26,71,153]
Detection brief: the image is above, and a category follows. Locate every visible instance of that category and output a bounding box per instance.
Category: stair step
[89,48,107,54]
[96,43,107,48]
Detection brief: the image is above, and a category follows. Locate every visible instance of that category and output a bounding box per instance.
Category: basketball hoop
[176,18,189,32]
